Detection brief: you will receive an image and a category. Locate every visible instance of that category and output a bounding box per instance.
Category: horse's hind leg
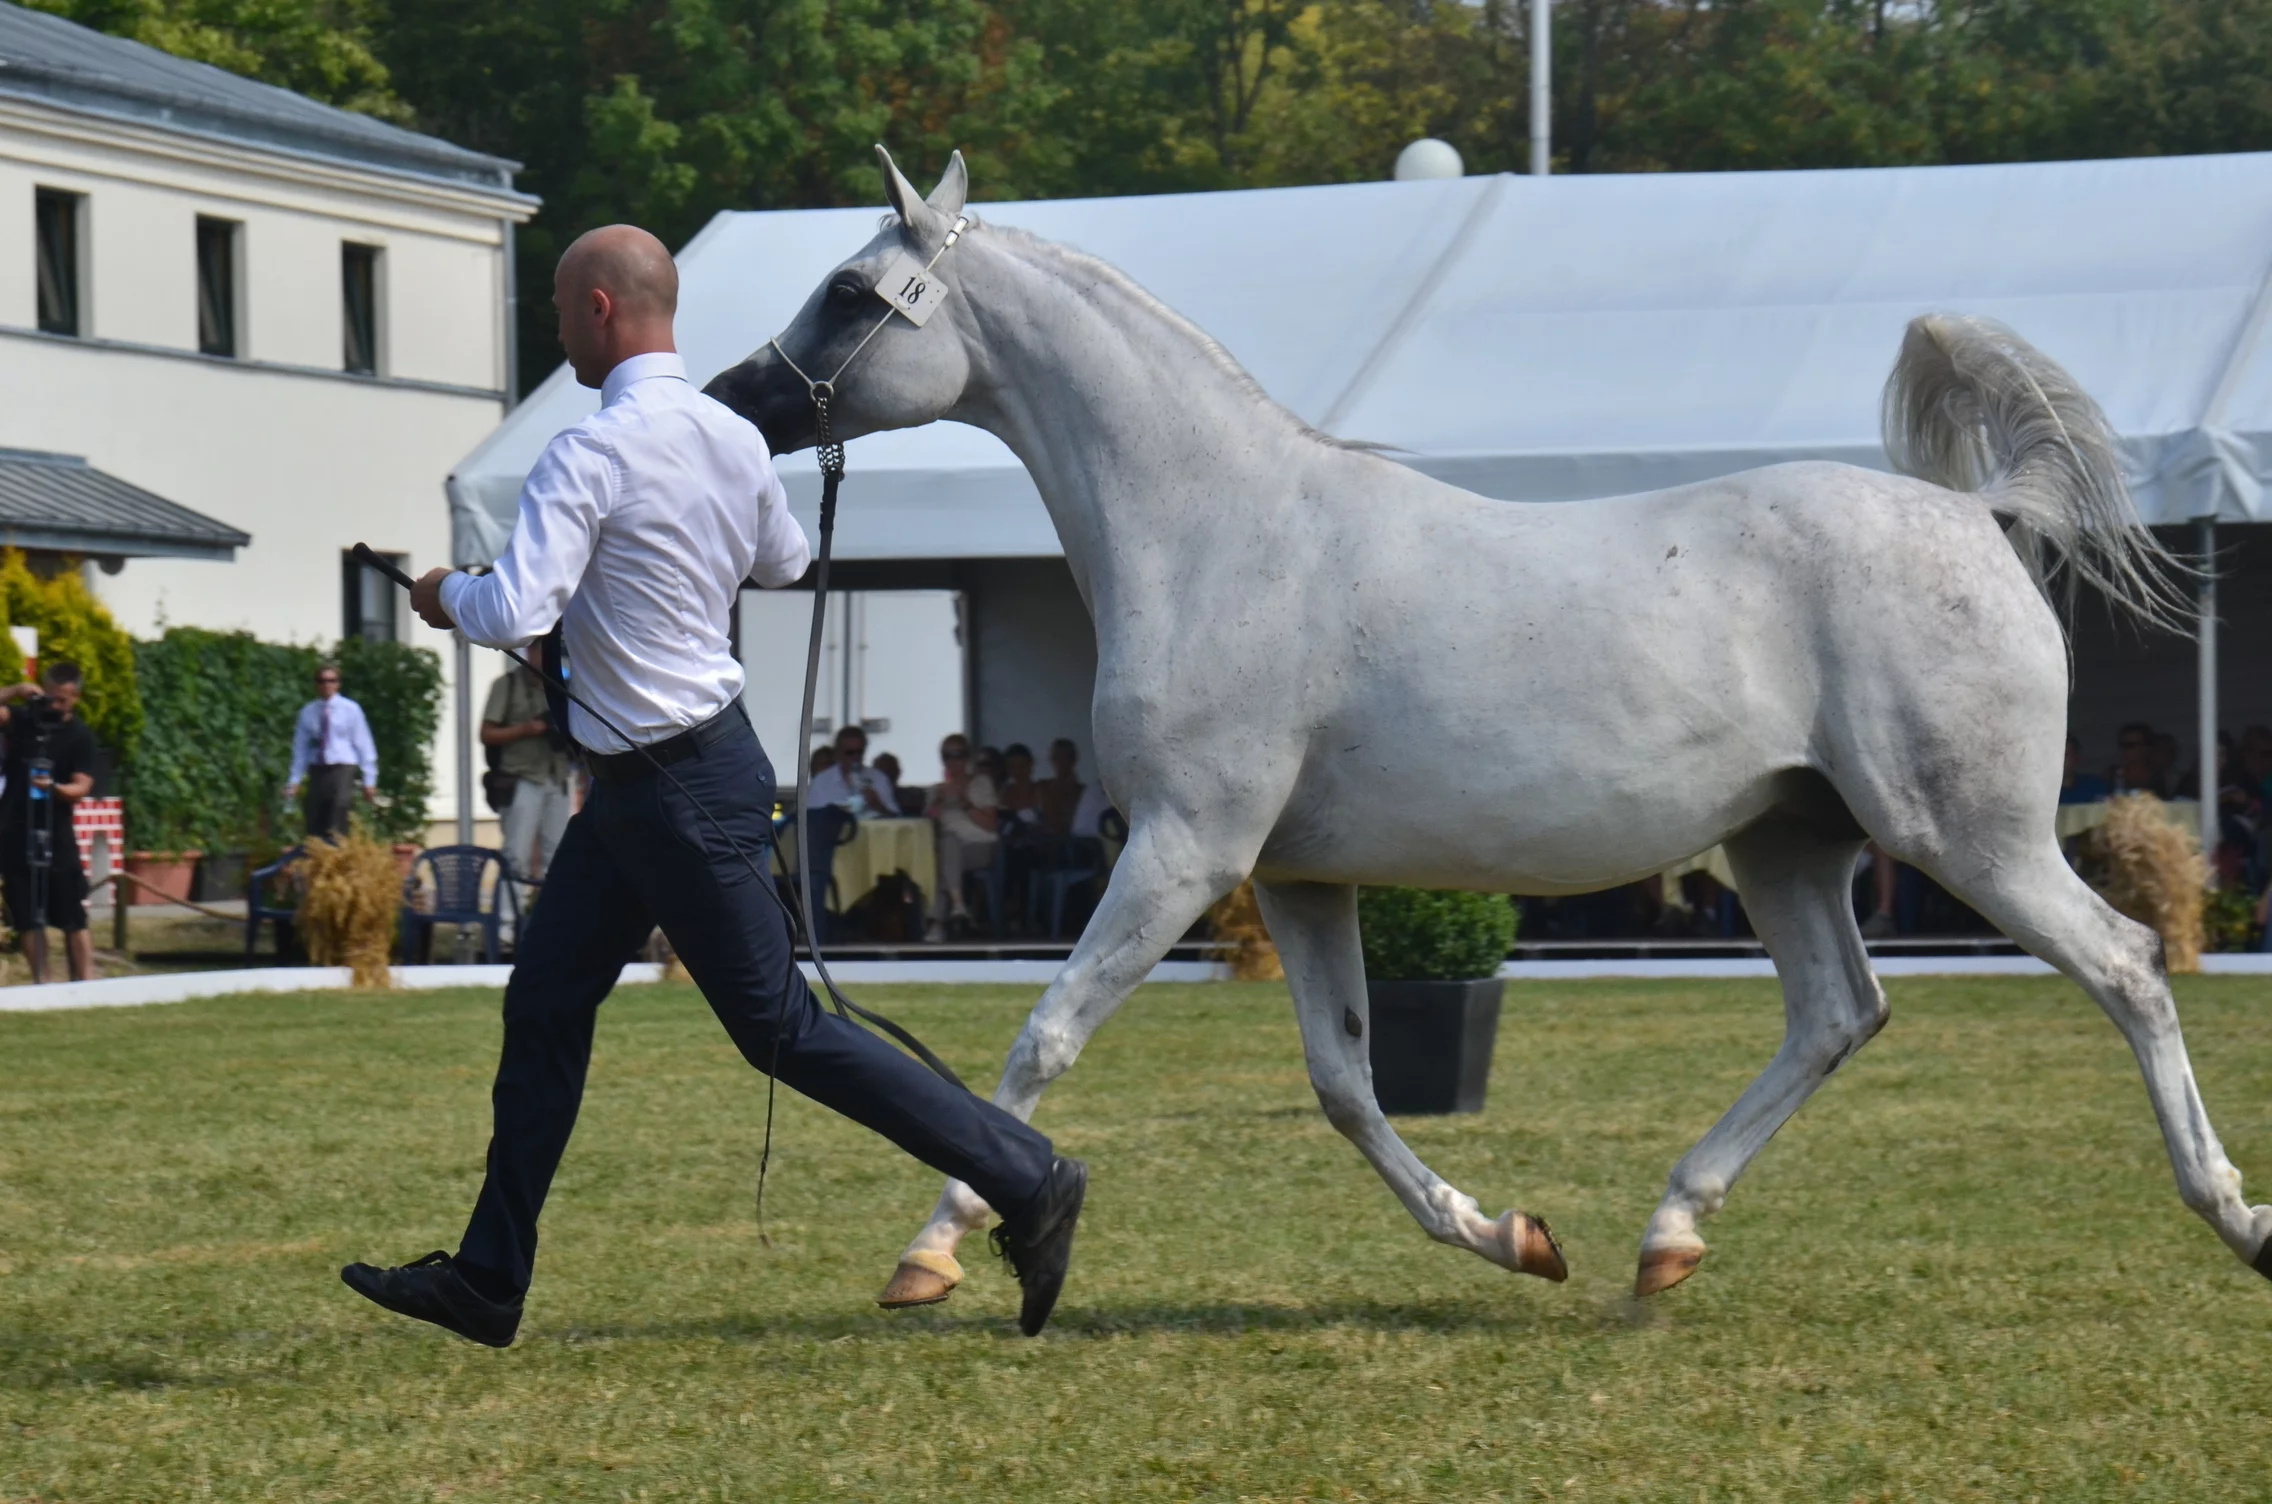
[877,813,1247,1308]
[1637,818,1886,1295]
[1255,879,1566,1281]
[1932,842,2272,1275]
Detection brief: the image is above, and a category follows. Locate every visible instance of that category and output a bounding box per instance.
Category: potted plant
[1359,886,1519,1114]
[123,848,202,906]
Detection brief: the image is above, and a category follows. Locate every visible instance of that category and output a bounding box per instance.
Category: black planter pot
[191,850,247,904]
[1366,977,1504,1115]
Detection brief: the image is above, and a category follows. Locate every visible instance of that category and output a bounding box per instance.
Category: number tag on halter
[875,250,948,327]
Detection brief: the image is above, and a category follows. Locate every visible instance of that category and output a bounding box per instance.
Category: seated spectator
[925,734,998,940]
[2110,722,2161,796]
[807,724,897,813]
[872,751,902,787]
[1037,738,1084,836]
[998,743,1042,830]
[976,744,1006,790]
[2060,734,2109,805]
[808,745,838,781]
[2153,731,2183,798]
[1070,778,1117,839]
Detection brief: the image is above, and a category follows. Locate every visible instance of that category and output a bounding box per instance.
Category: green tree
[23,0,406,118]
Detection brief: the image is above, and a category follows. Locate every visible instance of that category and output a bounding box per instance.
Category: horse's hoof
[877,1250,964,1308]
[1634,1244,1704,1297]
[1492,1210,1568,1282]
[2253,1238,2272,1283]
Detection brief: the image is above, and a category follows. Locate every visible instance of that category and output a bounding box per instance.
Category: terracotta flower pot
[124,850,203,907]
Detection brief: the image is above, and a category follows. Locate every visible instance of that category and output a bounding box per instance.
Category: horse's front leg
[878,813,1252,1307]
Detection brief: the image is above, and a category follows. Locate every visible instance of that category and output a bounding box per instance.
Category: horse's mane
[925,215,1384,455]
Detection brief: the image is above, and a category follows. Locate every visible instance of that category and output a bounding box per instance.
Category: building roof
[0,1,523,196]
[450,151,2272,566]
[0,448,248,561]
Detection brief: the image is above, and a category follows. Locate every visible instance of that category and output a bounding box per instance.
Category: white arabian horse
[707,148,2270,1306]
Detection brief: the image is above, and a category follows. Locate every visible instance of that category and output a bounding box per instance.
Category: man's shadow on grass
[552,1293,1663,1347]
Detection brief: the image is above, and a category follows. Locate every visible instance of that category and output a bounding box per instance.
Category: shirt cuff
[438,570,474,626]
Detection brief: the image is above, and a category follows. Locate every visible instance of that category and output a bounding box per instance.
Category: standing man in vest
[341,225,1085,1346]
[285,664,377,839]
[480,641,574,925]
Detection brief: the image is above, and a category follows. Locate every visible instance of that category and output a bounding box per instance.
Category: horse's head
[705,147,975,456]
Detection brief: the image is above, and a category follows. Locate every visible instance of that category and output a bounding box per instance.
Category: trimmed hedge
[1357,887,1519,982]
[128,630,443,854]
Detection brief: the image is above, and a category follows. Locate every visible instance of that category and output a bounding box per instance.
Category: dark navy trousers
[457,706,1052,1295]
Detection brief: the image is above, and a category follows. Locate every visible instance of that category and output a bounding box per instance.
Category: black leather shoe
[990,1156,1087,1336]
[340,1251,522,1348]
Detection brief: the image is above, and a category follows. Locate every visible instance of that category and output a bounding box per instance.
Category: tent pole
[456,630,474,848]
[2198,516,2218,865]
[1530,0,1550,177]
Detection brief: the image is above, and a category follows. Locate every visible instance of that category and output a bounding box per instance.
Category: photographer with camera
[480,639,573,925]
[0,661,98,983]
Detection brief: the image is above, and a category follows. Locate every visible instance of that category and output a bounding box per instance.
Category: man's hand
[363,785,378,803]
[411,567,457,630]
[284,782,299,801]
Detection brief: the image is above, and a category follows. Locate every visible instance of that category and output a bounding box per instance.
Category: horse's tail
[1881,312,2190,632]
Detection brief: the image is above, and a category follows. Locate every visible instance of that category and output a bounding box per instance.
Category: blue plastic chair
[1025,836,1107,940]
[399,845,512,964]
[774,805,858,942]
[244,846,304,960]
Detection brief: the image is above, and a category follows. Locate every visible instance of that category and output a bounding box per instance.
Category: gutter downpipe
[2199,515,2218,864]
[455,212,518,850]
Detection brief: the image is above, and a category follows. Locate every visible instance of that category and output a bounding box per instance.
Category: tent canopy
[450,152,2272,565]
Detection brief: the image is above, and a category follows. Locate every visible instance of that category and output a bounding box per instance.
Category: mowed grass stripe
[3,977,2271,1501]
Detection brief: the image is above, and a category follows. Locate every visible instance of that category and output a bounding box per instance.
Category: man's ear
[876,144,946,241]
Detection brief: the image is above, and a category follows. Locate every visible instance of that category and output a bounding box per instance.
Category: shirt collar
[601,350,688,407]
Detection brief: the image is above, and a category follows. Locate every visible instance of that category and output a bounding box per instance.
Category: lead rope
[753,205,965,1238]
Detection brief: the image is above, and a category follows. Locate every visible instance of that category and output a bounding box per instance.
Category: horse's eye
[827,279,865,308]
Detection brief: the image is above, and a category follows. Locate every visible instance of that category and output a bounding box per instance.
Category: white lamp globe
[1393,138,1464,181]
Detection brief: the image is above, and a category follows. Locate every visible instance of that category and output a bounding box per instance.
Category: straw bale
[1208,879,1282,982]
[2088,793,2207,974]
[300,825,400,989]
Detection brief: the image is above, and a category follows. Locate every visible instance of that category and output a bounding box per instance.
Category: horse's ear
[876,144,943,239]
[927,150,968,221]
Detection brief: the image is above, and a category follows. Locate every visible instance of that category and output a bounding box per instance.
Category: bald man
[344,226,1084,1344]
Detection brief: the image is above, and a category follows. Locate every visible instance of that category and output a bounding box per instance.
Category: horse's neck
[949,235,1310,612]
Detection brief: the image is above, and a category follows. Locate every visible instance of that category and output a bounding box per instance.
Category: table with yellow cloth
[774,815,939,909]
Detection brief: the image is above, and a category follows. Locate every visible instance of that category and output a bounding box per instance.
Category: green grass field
[6,975,2272,1501]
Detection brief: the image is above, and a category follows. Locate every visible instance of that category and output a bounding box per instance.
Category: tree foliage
[47,0,2272,373]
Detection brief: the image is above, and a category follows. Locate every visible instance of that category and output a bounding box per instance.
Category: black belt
[585,704,742,781]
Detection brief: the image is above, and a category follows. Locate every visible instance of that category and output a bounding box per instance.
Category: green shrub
[1358,887,1518,981]
[0,549,142,763]
[2204,884,2258,954]
[128,630,443,855]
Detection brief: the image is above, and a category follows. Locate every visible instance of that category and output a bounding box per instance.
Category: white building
[0,2,533,838]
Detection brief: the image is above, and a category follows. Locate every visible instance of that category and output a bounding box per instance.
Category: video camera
[13,692,72,926]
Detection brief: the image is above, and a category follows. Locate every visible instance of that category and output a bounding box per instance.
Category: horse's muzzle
[703,352,816,457]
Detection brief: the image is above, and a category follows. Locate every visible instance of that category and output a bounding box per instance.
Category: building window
[342,242,381,375]
[343,549,402,642]
[35,188,83,337]
[195,215,240,358]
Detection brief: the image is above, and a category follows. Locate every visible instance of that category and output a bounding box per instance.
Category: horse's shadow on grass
[549,1293,1661,1347]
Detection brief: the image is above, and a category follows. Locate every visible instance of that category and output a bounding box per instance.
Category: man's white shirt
[441,351,811,753]
[807,762,898,813]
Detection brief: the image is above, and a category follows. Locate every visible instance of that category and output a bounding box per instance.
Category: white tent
[450,150,2272,567]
